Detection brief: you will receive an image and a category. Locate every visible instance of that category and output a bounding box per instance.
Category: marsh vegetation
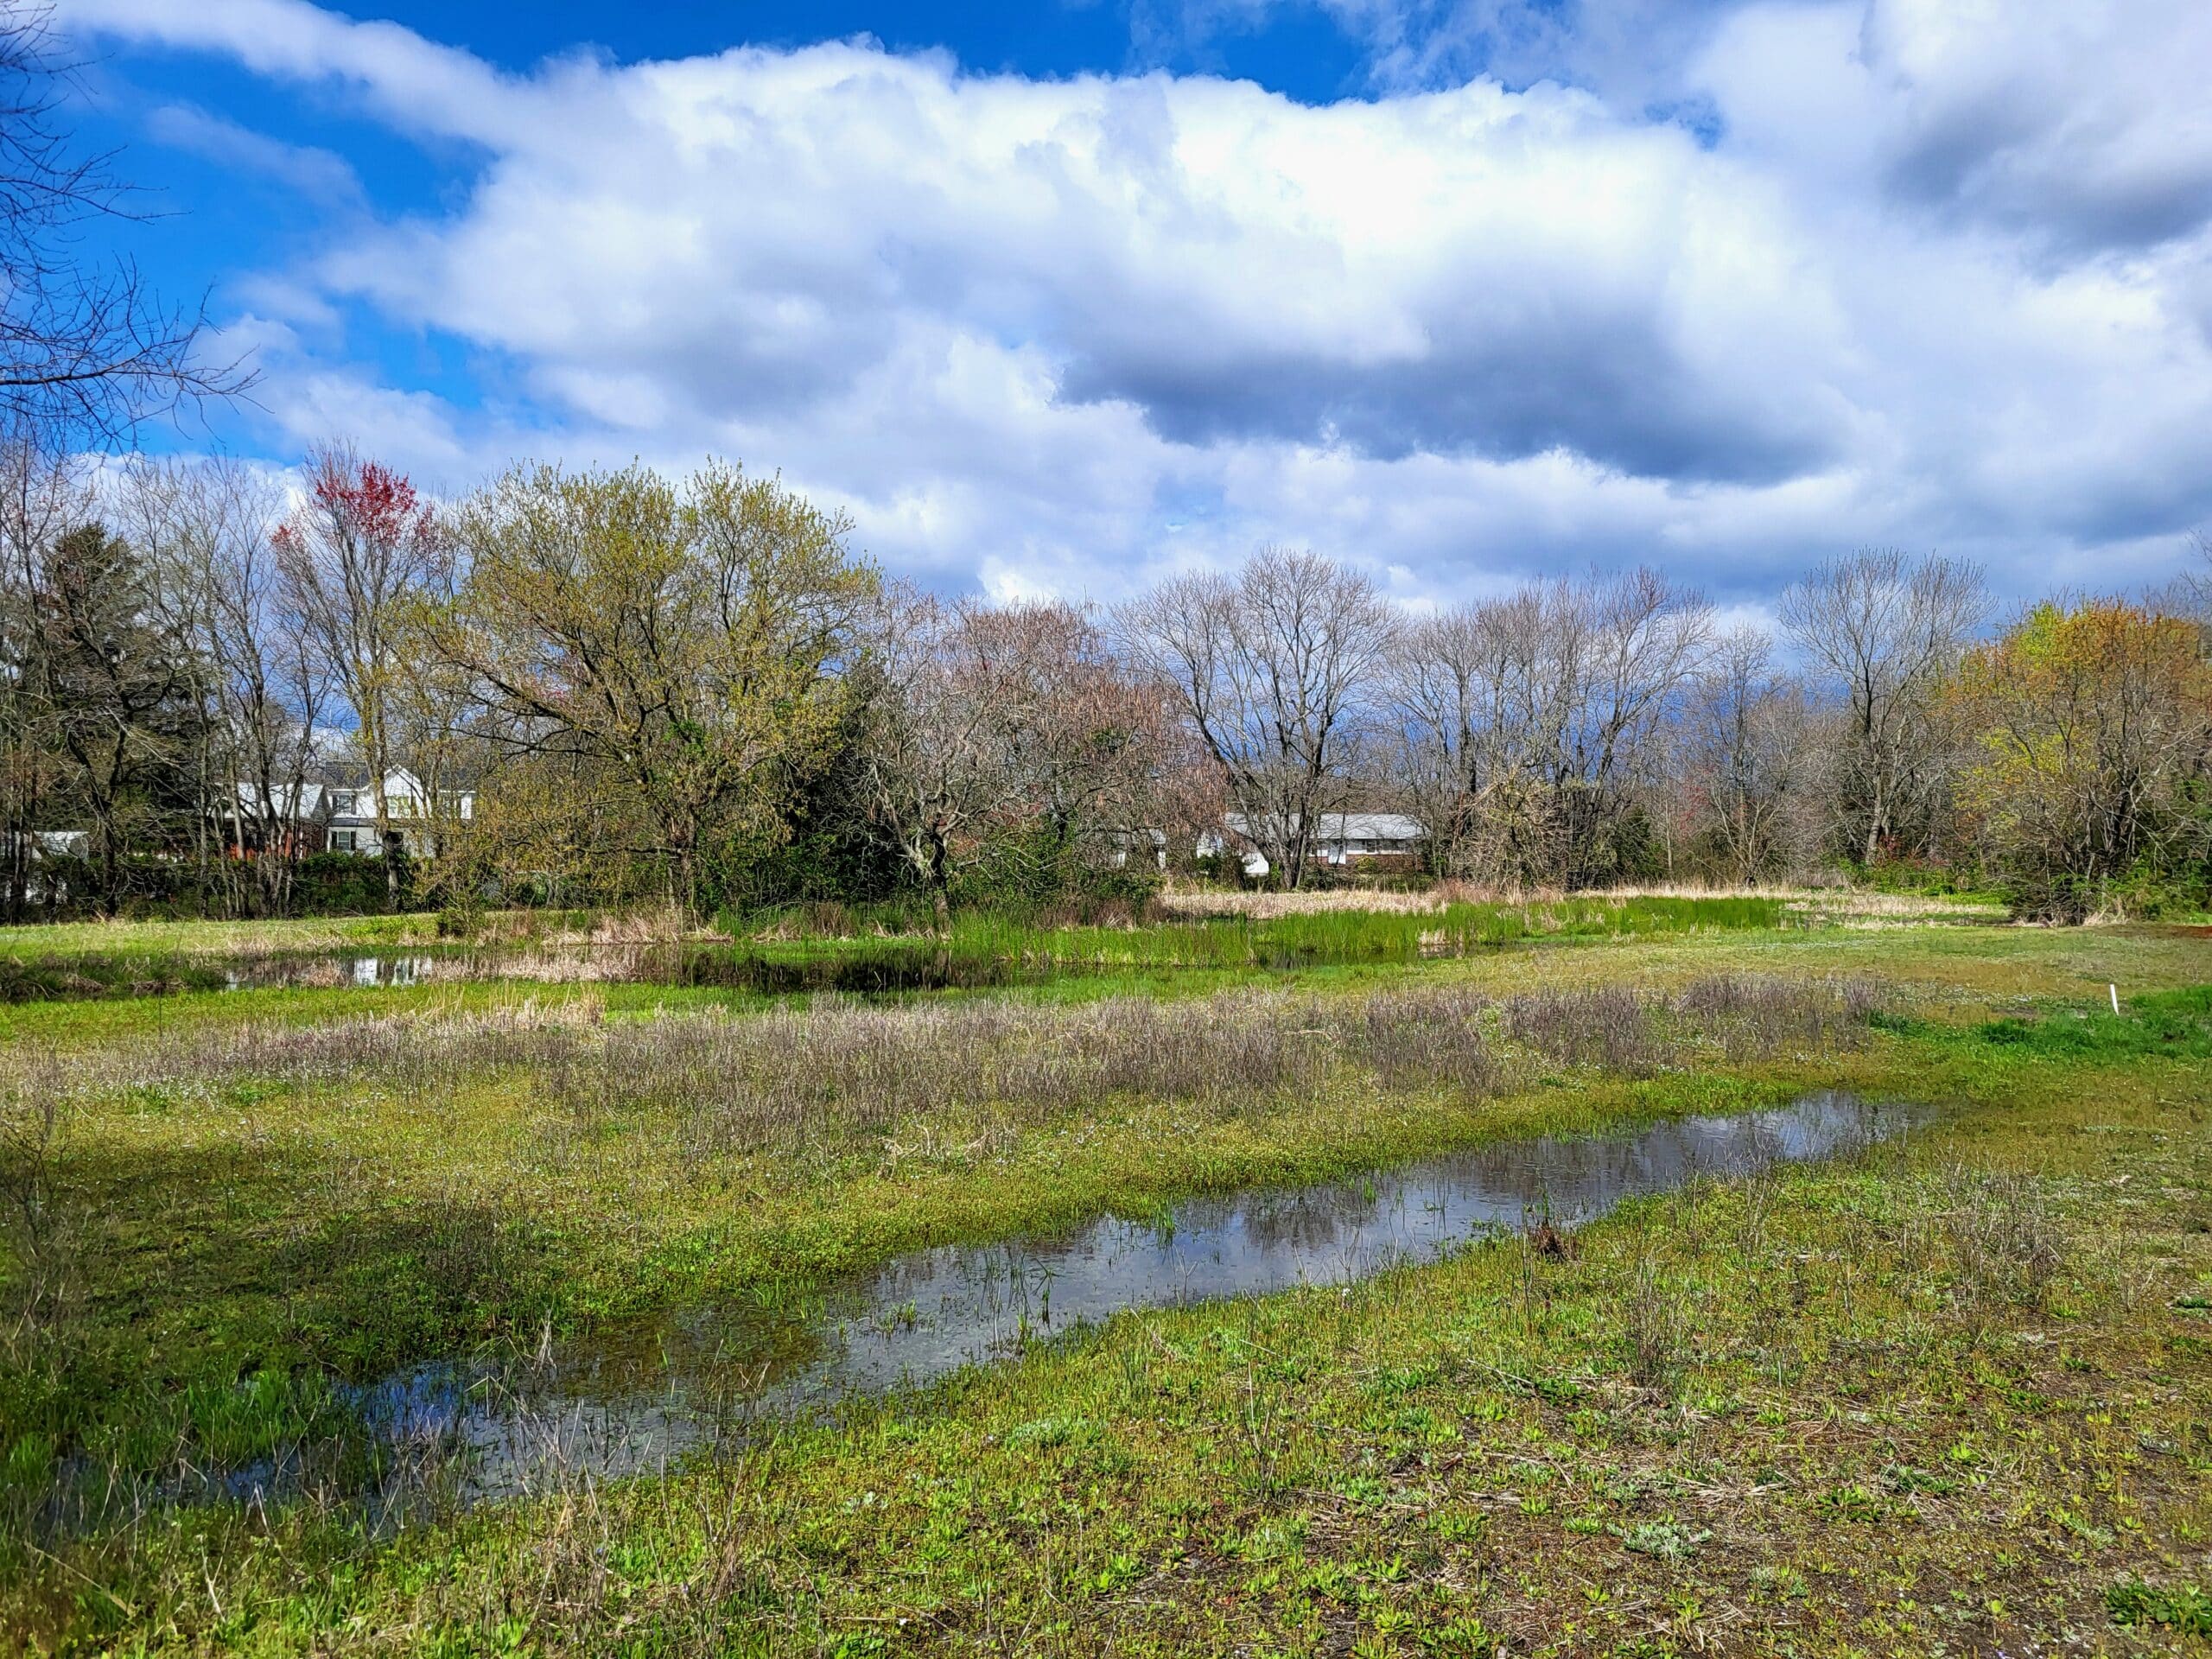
[0,906,2207,1653]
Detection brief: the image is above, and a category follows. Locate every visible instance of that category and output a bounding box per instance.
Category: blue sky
[63,0,2212,608]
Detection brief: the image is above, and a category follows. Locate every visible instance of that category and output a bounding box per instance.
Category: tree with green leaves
[1954,598,2212,920]
[432,460,876,917]
[33,520,203,906]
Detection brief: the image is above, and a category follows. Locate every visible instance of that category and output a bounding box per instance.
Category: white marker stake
[2110,983,2120,1015]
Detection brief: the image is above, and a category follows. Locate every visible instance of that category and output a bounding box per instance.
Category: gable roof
[1223,812,1425,842]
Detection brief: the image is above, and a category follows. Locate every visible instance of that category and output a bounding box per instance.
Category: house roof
[1223,812,1425,842]
[223,767,476,823]
[231,780,330,817]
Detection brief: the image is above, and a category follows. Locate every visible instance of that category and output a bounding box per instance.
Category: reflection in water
[351,1090,1916,1507]
[224,954,441,990]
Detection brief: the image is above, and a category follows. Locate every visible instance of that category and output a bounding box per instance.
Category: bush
[289,852,391,915]
[1852,854,1984,897]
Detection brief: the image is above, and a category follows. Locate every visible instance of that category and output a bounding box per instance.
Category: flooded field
[301,1090,1915,1511]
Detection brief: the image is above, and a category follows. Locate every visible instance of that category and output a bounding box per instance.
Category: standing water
[347,1090,1917,1508]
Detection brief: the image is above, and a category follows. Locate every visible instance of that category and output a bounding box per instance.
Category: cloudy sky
[62,0,2212,607]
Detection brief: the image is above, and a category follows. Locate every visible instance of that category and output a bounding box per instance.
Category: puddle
[213,941,1332,997]
[334,1089,1916,1510]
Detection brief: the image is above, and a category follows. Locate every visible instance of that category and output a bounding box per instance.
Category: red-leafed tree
[274,443,448,906]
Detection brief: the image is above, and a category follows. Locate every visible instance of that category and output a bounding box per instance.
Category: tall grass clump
[91,973,1884,1170]
[1931,1164,2067,1313]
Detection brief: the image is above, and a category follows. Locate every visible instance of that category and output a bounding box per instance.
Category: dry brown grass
[86,975,1881,1165]
[1159,880,2005,925]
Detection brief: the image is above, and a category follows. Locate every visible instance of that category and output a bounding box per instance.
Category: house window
[330,830,358,853]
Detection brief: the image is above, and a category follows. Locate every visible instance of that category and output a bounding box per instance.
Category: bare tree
[2156,528,2212,631]
[1383,599,1538,880]
[858,593,1170,925]
[1780,549,1986,866]
[1386,569,1712,887]
[0,5,251,444]
[120,456,326,914]
[1122,548,1396,889]
[0,437,79,917]
[275,444,447,908]
[1553,569,1715,885]
[1678,626,1809,884]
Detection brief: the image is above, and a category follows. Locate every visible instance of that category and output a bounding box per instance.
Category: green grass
[3,913,2210,1652]
[830,894,1795,972]
[0,913,444,962]
[1972,983,2212,1059]
[0,896,1786,1013]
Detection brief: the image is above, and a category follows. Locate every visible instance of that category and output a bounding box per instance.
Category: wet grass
[0,952,235,1004]
[0,914,442,963]
[1,917,2209,1651]
[0,896,1788,1009]
[2,977,1883,1515]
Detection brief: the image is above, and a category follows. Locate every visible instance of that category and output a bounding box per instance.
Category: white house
[322,769,474,856]
[1198,812,1426,879]
[221,767,473,857]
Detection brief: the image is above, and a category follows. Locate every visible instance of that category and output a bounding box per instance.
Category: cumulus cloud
[67,0,2212,602]
[1859,0,2212,254]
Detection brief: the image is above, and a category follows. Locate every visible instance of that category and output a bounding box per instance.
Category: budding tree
[1954,598,2212,920]
[858,593,1173,924]
[433,460,874,917]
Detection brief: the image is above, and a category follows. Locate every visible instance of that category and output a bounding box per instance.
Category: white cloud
[145,105,366,205]
[70,0,2212,604]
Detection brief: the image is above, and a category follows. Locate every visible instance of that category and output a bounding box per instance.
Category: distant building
[222,766,473,858]
[1198,812,1426,879]
[321,768,474,856]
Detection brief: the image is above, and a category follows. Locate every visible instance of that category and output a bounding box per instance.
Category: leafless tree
[0,4,251,445]
[1121,548,1397,889]
[858,592,1172,924]
[1386,569,1712,887]
[2154,528,2212,632]
[120,456,327,914]
[1780,549,1986,866]
[1677,626,1811,884]
[1383,598,1538,879]
[0,437,79,917]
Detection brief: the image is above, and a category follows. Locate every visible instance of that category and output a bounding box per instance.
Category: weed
[1936,1164,2067,1312]
[2106,1576,2212,1635]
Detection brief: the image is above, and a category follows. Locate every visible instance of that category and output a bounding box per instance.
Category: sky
[59,0,2212,611]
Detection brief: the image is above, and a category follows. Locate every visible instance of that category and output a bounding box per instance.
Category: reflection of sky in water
[346,1090,1916,1507]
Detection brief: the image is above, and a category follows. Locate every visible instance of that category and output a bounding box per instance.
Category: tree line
[2,443,2207,926]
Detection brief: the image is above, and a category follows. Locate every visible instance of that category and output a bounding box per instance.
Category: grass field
[1,899,2209,1653]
